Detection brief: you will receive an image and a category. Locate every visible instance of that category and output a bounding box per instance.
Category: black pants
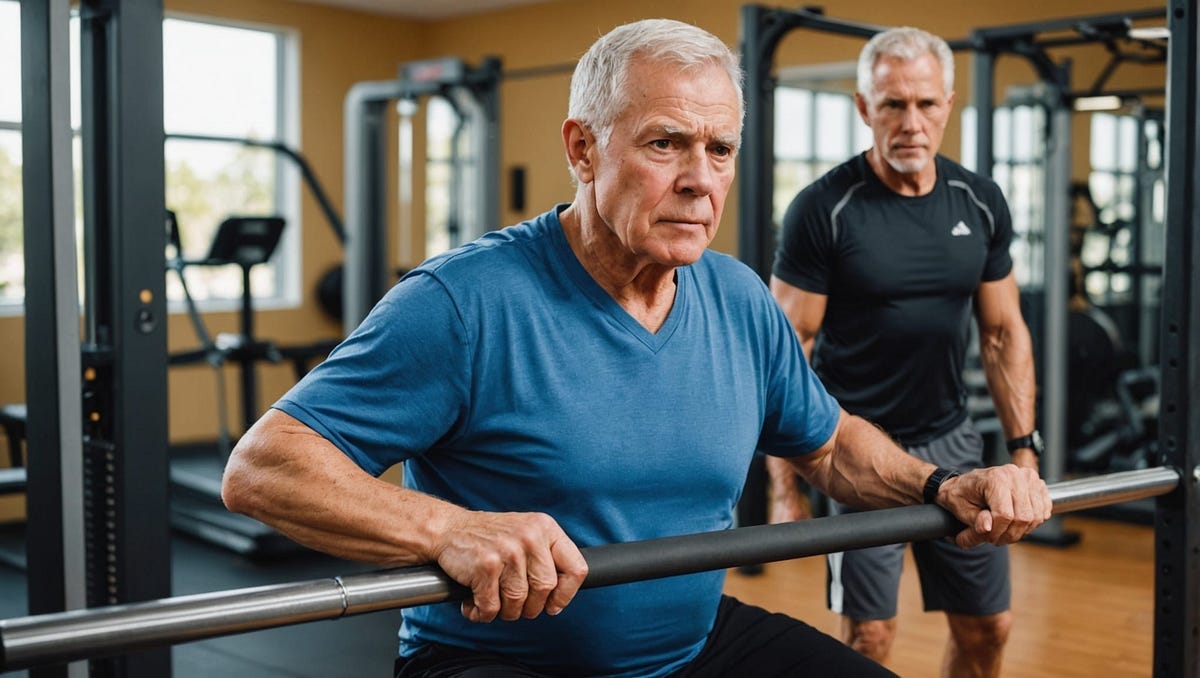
[394,596,896,677]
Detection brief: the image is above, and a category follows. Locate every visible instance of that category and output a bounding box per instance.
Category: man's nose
[900,103,923,131]
[677,146,715,196]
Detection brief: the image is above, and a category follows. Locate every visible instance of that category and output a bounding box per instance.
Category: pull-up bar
[0,467,1180,672]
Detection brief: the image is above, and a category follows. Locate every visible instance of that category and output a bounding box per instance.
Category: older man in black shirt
[769,26,1041,678]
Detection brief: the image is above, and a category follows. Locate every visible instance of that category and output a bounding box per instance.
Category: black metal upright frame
[24,0,177,676]
[1156,2,1200,674]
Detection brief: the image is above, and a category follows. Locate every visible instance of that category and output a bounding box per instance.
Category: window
[425,97,455,258]
[962,103,1047,288]
[773,82,872,225]
[423,86,493,260]
[0,1,23,308]
[1084,110,1165,366]
[1083,112,1137,302]
[1083,111,1165,306]
[0,5,299,314]
[393,88,468,264]
[163,17,299,310]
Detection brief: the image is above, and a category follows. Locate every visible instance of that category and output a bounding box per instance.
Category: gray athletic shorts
[825,417,1011,620]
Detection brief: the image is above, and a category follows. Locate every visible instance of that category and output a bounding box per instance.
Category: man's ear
[563,118,596,183]
[854,92,871,126]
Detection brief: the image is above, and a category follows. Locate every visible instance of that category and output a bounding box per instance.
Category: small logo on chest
[951,221,972,237]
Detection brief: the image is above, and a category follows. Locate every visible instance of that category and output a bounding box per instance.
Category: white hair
[568,18,744,149]
[856,26,954,100]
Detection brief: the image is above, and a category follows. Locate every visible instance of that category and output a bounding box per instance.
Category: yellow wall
[0,0,1168,482]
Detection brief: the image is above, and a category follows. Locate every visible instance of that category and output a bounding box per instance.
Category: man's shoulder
[692,250,778,308]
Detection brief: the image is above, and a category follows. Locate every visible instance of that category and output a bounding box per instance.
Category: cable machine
[21,1,172,677]
[342,56,501,331]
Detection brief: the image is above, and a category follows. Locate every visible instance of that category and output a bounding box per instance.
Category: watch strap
[923,467,960,505]
[1006,430,1043,455]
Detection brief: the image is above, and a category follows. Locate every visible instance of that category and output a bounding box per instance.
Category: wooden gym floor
[724,513,1157,677]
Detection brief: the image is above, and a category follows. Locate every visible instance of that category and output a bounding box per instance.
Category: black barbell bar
[0,466,1181,672]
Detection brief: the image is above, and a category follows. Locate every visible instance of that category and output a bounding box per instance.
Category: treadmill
[167,213,308,557]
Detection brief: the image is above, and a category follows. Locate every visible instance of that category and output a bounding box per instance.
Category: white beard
[886,154,930,174]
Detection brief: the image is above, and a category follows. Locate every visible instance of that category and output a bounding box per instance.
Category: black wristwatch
[1006,430,1044,457]
[923,467,960,505]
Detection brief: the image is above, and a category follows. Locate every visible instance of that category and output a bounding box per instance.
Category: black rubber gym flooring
[0,524,406,677]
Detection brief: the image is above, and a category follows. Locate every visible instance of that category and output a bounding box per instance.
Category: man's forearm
[790,412,934,510]
[223,410,466,567]
[980,323,1037,443]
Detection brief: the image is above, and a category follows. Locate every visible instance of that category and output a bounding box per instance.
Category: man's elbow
[220,464,250,517]
[979,322,1030,362]
[220,438,264,516]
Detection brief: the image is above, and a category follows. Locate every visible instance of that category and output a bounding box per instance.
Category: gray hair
[568,18,744,149]
[856,27,954,100]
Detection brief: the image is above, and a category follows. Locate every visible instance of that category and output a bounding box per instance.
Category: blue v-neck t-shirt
[274,206,839,677]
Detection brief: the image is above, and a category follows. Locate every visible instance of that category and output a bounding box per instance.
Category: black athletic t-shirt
[773,153,1013,444]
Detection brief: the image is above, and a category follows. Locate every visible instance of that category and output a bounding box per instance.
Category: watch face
[1031,430,1045,455]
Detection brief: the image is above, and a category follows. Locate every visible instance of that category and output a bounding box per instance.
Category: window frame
[0,6,303,317]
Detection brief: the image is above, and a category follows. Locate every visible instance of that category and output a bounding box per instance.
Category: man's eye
[652,139,672,149]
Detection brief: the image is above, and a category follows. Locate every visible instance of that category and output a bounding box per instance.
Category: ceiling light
[1128,26,1170,40]
[1073,95,1123,112]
